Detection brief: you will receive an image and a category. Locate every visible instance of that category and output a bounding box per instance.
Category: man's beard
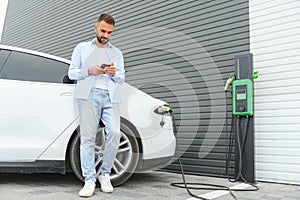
[96,35,110,45]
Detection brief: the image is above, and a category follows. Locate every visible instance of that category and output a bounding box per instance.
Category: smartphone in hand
[101,64,110,69]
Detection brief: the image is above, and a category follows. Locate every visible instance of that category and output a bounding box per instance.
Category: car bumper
[136,155,175,171]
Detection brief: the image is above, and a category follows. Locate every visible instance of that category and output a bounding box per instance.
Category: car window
[1,51,69,83]
[0,49,11,75]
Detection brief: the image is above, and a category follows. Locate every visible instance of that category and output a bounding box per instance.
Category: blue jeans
[78,88,120,182]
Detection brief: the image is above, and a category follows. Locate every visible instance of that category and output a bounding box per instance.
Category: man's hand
[104,63,116,76]
[88,65,105,75]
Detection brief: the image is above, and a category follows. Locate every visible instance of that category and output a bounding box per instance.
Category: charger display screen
[237,89,246,100]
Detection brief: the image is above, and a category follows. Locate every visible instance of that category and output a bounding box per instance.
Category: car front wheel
[69,122,140,186]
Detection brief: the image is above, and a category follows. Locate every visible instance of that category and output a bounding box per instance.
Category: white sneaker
[79,180,95,197]
[98,174,114,193]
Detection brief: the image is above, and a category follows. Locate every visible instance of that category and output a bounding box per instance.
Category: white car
[0,45,176,186]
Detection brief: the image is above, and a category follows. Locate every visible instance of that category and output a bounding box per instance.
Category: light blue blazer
[68,40,125,103]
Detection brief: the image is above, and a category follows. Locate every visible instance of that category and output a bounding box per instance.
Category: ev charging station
[172,54,258,199]
[233,54,255,183]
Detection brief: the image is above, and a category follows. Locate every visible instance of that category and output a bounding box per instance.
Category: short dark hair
[98,13,115,25]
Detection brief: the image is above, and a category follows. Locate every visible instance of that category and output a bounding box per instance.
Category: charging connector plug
[157,105,172,114]
[224,74,236,91]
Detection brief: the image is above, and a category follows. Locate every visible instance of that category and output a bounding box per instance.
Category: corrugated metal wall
[2,0,250,177]
[250,0,300,184]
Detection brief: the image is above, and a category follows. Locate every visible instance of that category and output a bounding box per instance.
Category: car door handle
[60,92,73,96]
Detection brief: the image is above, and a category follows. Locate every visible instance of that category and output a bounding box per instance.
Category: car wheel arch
[65,117,143,184]
[120,117,143,154]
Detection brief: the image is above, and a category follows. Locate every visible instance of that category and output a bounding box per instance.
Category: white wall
[0,0,9,43]
[250,0,300,184]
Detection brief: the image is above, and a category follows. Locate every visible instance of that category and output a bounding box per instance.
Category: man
[68,13,125,197]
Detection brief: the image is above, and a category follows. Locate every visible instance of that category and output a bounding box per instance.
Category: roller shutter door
[2,0,250,177]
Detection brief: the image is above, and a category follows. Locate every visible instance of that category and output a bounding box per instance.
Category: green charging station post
[233,54,255,183]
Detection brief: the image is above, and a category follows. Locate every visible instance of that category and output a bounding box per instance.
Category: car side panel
[0,79,75,162]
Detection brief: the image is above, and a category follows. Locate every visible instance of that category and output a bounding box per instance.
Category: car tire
[69,122,140,186]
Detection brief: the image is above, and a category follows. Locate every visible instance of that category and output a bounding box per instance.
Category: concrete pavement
[0,171,299,200]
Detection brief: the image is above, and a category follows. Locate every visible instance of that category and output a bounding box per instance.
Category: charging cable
[170,111,237,200]
[170,89,258,200]
[171,157,238,200]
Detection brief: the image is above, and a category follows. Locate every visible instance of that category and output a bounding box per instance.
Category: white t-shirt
[93,47,111,90]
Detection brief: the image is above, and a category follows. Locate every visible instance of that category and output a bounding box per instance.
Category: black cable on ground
[170,104,237,200]
[170,90,259,200]
[171,158,238,200]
